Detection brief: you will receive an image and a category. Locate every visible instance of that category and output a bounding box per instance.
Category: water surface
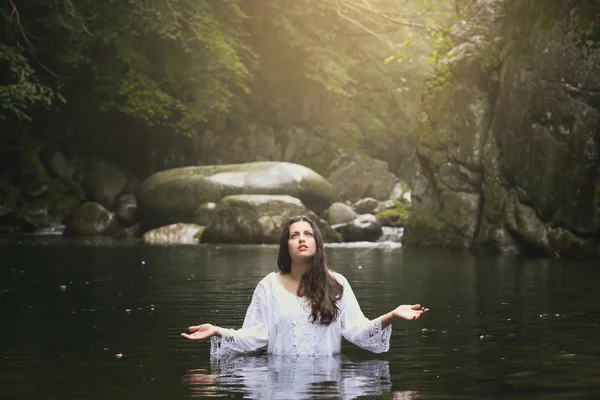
[1,236,599,399]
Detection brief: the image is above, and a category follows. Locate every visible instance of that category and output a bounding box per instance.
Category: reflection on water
[184,355,418,400]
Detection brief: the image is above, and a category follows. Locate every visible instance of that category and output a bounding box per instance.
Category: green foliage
[0,178,23,210]
[0,45,63,121]
[3,0,252,136]
[193,226,205,241]
[1,0,460,169]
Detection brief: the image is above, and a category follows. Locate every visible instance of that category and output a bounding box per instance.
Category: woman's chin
[291,253,315,261]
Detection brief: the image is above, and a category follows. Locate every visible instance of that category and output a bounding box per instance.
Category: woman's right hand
[181,324,220,341]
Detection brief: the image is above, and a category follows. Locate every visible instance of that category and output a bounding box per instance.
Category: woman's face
[287,221,317,262]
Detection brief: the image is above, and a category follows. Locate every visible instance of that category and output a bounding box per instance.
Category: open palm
[394,304,428,321]
[181,324,218,341]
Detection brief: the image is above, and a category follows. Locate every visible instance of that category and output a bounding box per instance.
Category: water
[1,236,599,399]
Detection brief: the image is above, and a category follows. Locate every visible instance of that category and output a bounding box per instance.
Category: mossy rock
[316,220,343,243]
[375,200,411,227]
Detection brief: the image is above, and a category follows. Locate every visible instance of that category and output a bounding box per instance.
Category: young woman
[181,215,428,357]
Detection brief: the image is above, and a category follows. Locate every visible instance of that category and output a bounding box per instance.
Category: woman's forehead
[289,220,313,232]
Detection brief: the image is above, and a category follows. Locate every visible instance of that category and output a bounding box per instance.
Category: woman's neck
[289,261,311,281]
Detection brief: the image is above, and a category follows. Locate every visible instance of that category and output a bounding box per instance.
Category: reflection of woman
[185,355,399,400]
[182,215,428,357]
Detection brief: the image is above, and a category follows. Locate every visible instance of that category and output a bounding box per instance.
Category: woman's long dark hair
[277,215,343,325]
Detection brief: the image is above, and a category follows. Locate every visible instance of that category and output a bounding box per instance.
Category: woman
[181,215,428,357]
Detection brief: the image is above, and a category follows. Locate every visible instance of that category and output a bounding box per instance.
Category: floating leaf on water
[559,353,576,358]
[508,371,534,378]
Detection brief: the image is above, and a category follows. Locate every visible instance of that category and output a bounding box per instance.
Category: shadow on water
[1,236,600,399]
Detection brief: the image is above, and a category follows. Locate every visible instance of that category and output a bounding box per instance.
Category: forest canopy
[1,0,465,176]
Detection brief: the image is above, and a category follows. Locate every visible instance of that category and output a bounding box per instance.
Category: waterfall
[377,227,404,243]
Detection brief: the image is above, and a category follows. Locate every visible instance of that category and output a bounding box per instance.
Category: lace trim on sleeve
[345,316,392,354]
[210,328,237,358]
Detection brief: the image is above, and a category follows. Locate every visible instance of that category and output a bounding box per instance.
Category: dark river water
[1,236,599,399]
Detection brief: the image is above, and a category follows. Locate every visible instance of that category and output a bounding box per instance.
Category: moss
[316,220,342,243]
[193,226,205,241]
[376,200,411,227]
[402,212,448,247]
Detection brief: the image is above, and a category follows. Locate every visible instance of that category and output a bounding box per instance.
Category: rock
[139,162,335,228]
[374,199,397,214]
[389,182,408,201]
[375,200,411,227]
[115,192,138,227]
[64,202,120,236]
[84,159,128,209]
[19,146,51,199]
[328,154,400,201]
[404,2,600,257]
[21,193,80,230]
[201,194,340,244]
[323,202,357,225]
[353,198,379,215]
[47,151,75,181]
[143,223,203,244]
[0,212,36,233]
[505,195,551,254]
[192,202,217,226]
[334,214,383,242]
[118,223,142,238]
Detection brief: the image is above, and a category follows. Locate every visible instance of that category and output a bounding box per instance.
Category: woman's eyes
[290,232,313,239]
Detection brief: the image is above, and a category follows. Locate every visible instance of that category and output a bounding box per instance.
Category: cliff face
[404,1,600,257]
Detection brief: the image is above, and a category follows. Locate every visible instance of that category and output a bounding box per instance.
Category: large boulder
[139,162,335,228]
[323,202,357,225]
[201,194,340,244]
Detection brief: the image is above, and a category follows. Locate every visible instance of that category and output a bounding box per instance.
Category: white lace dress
[211,272,391,357]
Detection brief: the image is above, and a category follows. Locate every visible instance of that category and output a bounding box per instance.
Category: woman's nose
[299,237,305,243]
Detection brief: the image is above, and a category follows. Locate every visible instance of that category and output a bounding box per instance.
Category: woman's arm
[380,304,429,330]
[181,282,270,356]
[338,273,428,353]
[181,323,222,339]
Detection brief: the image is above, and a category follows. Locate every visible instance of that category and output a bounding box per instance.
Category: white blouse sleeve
[210,282,269,358]
[338,274,391,353]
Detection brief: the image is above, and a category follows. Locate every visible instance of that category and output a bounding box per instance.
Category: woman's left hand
[393,304,429,321]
